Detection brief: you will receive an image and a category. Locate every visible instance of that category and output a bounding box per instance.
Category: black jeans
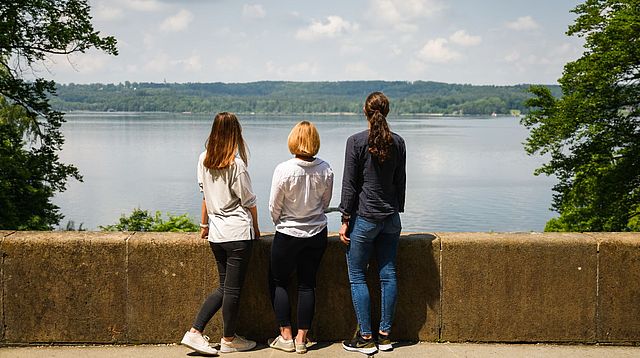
[269,228,328,329]
[193,240,253,337]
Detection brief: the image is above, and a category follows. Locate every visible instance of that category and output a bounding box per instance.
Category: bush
[100,208,198,232]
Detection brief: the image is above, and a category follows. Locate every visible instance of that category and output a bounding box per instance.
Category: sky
[42,0,585,85]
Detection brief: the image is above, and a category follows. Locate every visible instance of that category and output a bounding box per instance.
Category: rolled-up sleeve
[232,170,257,208]
[322,168,334,211]
[197,154,205,193]
[268,168,284,224]
[339,136,358,215]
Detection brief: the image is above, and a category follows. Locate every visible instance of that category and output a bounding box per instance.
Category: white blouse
[269,157,333,238]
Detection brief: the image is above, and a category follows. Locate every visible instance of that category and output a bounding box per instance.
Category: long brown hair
[203,112,248,169]
[364,92,392,163]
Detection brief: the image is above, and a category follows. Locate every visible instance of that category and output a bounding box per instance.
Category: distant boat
[181,111,192,114]
[491,112,498,117]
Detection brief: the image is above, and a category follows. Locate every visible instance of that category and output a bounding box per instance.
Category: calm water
[54,113,556,232]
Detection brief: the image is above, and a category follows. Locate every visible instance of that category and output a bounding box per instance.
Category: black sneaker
[342,331,377,355]
[376,333,393,351]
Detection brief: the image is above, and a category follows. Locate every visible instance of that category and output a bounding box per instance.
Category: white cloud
[417,38,460,63]
[177,55,202,72]
[126,64,139,73]
[340,42,363,55]
[295,16,358,41]
[94,4,124,21]
[142,53,203,74]
[504,50,520,63]
[145,54,171,72]
[527,54,551,65]
[266,61,319,77]
[143,33,157,50]
[53,52,111,74]
[161,9,194,32]
[408,59,427,74]
[242,4,266,19]
[368,0,444,32]
[126,0,163,12]
[506,16,539,31]
[215,55,242,72]
[449,30,481,46]
[344,62,378,79]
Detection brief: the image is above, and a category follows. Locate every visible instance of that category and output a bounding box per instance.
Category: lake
[54,112,556,232]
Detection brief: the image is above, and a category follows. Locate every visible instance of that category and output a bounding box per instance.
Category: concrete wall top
[1,231,639,345]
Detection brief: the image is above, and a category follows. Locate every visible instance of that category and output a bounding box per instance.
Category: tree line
[51,81,560,115]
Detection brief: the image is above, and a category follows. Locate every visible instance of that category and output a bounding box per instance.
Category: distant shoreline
[52,81,554,116]
[62,110,518,118]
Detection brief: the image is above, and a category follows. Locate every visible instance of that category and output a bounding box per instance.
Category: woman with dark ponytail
[339,92,406,355]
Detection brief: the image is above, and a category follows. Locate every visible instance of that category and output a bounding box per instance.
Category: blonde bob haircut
[288,121,320,157]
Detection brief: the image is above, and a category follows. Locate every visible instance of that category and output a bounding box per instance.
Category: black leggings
[269,228,328,329]
[193,240,253,337]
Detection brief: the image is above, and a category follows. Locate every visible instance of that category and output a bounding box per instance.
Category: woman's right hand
[253,226,261,240]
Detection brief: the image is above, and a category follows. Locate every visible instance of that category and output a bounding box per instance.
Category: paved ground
[1,342,639,358]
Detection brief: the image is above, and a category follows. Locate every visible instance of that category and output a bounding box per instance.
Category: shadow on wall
[233,233,440,342]
[393,233,440,340]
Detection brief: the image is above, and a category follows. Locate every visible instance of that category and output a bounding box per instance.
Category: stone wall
[0,231,638,344]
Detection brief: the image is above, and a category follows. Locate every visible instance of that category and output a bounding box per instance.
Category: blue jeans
[346,213,401,336]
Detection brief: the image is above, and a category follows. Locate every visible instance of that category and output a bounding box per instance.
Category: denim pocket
[350,215,379,240]
[385,213,402,233]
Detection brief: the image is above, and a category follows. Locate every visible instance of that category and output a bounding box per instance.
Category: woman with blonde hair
[339,92,406,354]
[267,121,333,354]
[181,112,260,355]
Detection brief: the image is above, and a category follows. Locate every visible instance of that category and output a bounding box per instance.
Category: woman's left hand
[339,223,349,245]
[200,227,209,239]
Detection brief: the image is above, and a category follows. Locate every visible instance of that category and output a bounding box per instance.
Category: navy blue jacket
[339,130,406,222]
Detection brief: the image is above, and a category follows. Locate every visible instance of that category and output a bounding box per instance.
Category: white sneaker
[268,335,295,352]
[219,334,256,353]
[181,331,218,356]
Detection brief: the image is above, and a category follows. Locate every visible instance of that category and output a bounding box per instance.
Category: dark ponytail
[365,92,392,163]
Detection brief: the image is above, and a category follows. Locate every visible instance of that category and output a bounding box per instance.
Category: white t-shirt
[269,157,333,238]
[197,151,256,243]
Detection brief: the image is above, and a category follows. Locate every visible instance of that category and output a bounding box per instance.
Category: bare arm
[200,198,209,239]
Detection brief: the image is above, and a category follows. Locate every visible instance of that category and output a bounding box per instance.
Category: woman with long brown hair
[339,92,406,354]
[181,112,260,355]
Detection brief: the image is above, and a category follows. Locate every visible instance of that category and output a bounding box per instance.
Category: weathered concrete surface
[2,231,640,345]
[233,235,274,341]
[594,233,640,342]
[309,235,356,341]
[126,232,210,343]
[1,231,129,343]
[229,234,358,342]
[393,233,440,340]
[230,233,440,342]
[0,231,11,341]
[1,342,639,358]
[440,232,597,342]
